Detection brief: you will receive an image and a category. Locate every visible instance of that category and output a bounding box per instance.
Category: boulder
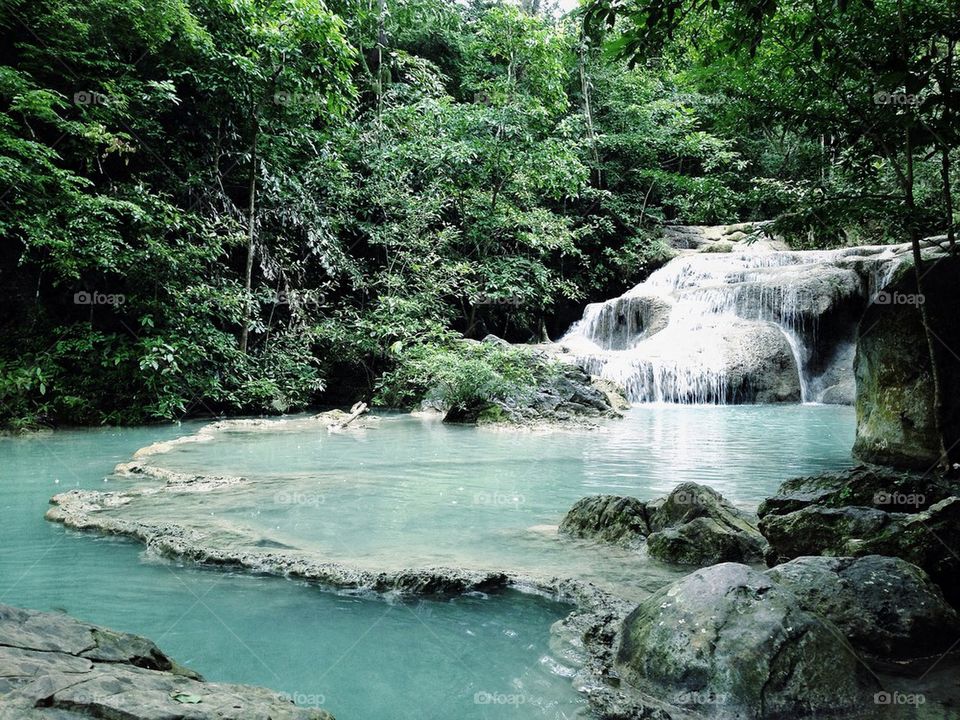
[766,556,960,660]
[757,465,954,517]
[714,320,802,403]
[645,483,766,565]
[647,517,766,566]
[0,604,332,719]
[759,468,960,606]
[560,483,766,566]
[615,563,873,719]
[558,495,650,546]
[759,505,895,562]
[853,256,960,469]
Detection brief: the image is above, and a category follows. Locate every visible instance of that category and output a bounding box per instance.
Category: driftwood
[317,402,370,432]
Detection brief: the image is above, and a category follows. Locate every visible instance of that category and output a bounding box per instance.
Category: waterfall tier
[560,235,912,405]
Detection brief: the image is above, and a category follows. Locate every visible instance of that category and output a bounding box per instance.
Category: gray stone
[0,604,332,719]
[766,556,960,660]
[558,495,650,546]
[615,563,873,719]
[853,256,960,469]
[758,468,960,606]
[560,483,766,566]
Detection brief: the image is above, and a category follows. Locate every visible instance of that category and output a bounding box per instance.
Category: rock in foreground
[615,564,873,719]
[0,604,331,720]
[758,467,960,607]
[766,555,960,660]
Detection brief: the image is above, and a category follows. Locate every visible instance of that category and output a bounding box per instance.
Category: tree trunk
[942,39,956,253]
[579,38,601,187]
[376,0,386,126]
[905,131,950,471]
[239,116,259,354]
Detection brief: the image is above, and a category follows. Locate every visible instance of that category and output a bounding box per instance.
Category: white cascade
[560,241,905,405]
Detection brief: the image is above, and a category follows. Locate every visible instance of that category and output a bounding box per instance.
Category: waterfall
[561,241,904,405]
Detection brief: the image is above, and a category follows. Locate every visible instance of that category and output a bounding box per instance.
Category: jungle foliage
[0,0,955,427]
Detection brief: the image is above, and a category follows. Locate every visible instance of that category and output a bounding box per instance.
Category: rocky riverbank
[0,604,333,719]
[557,465,960,720]
[419,335,630,428]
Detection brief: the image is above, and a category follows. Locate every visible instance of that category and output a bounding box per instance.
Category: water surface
[111,405,856,597]
[1,424,585,720]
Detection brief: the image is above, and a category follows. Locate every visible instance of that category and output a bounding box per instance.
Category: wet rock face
[766,556,960,660]
[716,320,802,403]
[558,495,650,546]
[853,257,960,469]
[559,483,766,566]
[0,604,333,720]
[615,563,873,719]
[758,467,960,607]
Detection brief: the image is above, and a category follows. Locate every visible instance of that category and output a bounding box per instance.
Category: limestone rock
[615,563,873,719]
[766,555,960,660]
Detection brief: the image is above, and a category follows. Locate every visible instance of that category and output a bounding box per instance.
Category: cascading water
[560,237,905,405]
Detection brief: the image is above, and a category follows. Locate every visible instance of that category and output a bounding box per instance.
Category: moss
[475,404,507,424]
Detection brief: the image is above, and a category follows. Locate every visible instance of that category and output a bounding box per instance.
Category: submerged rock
[559,483,766,566]
[766,556,960,660]
[558,495,650,546]
[0,604,332,719]
[615,563,873,719]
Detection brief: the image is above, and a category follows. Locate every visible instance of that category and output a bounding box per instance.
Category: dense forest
[0,0,956,429]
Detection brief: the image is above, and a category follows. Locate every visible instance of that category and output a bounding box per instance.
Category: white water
[561,241,905,404]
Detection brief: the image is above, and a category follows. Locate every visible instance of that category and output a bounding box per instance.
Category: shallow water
[1,405,856,719]
[105,405,855,598]
[1,425,586,720]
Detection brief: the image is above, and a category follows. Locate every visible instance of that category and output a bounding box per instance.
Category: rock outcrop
[766,555,960,660]
[853,255,960,469]
[560,483,766,565]
[558,495,650,546]
[615,563,874,719]
[441,336,629,426]
[758,467,960,607]
[0,604,332,719]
